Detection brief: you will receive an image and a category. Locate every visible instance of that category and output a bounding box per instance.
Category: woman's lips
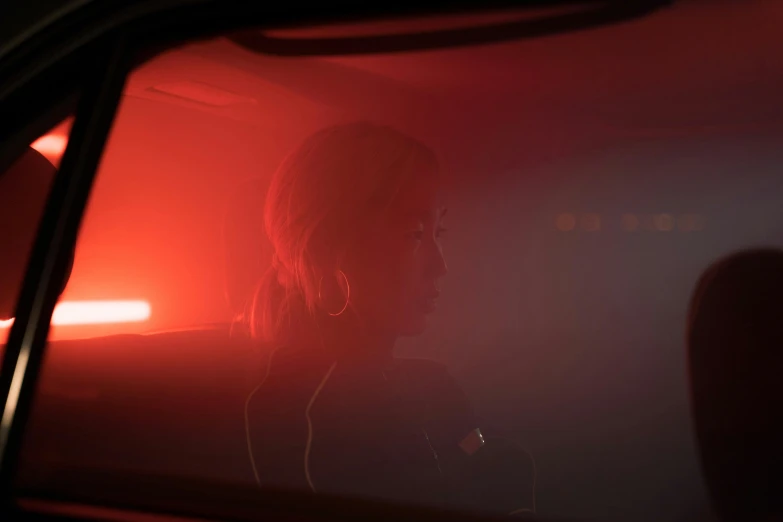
[421,296,439,313]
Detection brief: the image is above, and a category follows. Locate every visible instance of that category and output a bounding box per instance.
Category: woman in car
[243,122,533,514]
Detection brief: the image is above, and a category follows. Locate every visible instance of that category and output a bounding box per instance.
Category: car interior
[2,0,783,521]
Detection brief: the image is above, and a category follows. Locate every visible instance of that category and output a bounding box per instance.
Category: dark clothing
[245,345,478,508]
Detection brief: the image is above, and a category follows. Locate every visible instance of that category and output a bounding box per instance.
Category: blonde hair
[247,122,438,344]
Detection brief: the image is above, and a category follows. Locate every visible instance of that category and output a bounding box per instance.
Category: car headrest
[222,177,273,318]
[0,147,73,320]
[687,248,783,521]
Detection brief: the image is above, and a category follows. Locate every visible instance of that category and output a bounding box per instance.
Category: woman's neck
[296,313,396,366]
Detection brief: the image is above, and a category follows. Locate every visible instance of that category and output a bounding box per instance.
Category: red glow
[150,81,257,107]
[0,300,151,328]
[30,134,68,159]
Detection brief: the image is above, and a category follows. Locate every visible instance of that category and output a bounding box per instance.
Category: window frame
[0,0,672,519]
[0,33,132,504]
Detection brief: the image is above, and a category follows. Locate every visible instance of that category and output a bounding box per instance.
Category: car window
[0,118,73,344]
[13,2,783,522]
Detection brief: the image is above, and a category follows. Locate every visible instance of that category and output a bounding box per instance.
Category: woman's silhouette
[243,122,528,512]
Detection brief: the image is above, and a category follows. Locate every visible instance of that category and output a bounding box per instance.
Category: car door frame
[0,0,673,518]
[0,0,531,498]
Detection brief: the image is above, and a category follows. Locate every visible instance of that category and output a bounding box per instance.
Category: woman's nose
[426,239,449,279]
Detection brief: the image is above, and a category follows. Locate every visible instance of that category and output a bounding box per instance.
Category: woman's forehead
[390,173,445,217]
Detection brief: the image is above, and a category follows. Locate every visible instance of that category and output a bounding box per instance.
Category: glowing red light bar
[0,300,151,328]
[52,300,151,325]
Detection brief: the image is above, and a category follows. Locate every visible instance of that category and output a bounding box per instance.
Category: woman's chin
[397,316,430,337]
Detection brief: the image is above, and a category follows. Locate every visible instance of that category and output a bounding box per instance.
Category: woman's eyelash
[407,228,447,240]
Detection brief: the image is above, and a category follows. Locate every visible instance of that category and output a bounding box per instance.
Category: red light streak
[30,134,68,158]
[0,300,151,328]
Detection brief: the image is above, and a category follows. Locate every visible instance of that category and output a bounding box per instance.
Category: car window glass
[1,118,73,344]
[13,3,783,521]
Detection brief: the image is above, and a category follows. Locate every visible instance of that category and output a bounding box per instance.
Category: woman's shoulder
[392,357,471,407]
[393,358,479,451]
[392,357,460,385]
[246,345,334,410]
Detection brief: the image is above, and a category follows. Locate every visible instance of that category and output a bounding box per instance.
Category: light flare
[30,134,68,158]
[0,300,151,328]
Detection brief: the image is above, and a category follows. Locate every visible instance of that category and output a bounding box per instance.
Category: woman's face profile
[345,170,449,337]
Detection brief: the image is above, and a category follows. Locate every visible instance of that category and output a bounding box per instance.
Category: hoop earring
[318,270,350,316]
